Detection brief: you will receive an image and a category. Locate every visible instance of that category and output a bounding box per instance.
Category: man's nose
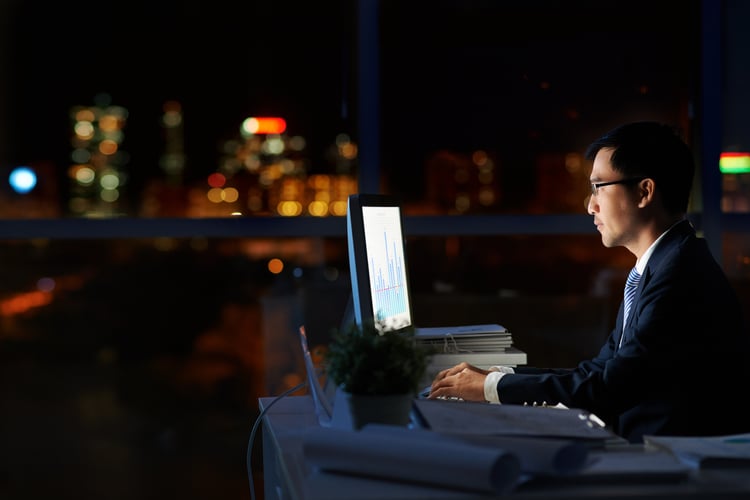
[585,195,596,214]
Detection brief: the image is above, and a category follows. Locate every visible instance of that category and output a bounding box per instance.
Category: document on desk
[414,324,513,353]
[412,399,617,442]
[302,425,522,495]
[516,446,692,488]
[644,432,750,468]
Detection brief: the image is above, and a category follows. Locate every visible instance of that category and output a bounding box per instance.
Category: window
[3,2,749,499]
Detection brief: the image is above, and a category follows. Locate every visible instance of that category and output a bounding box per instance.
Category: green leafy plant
[324,319,433,396]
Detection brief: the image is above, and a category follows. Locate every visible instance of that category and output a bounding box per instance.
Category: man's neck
[632,216,685,260]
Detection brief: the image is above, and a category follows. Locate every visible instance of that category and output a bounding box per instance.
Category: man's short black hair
[585,121,695,215]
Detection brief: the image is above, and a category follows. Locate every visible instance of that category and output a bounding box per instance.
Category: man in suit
[429,121,750,443]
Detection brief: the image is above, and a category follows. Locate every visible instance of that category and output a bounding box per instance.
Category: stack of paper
[415,324,527,374]
[415,323,515,353]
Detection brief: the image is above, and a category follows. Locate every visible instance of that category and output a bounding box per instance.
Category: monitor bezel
[346,193,415,333]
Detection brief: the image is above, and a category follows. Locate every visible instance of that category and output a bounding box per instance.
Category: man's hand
[428,362,490,402]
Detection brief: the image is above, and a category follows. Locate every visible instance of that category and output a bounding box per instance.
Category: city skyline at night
[1,0,699,217]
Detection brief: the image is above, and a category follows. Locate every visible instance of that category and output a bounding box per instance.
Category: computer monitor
[346,193,414,333]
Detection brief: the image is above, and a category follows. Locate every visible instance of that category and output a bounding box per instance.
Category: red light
[244,117,287,135]
[207,172,226,188]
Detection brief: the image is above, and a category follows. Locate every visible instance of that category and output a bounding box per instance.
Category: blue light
[9,166,37,194]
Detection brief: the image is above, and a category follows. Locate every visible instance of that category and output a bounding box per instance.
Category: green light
[720,152,750,174]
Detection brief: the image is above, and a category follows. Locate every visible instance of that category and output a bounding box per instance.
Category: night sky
[5,0,352,183]
[3,0,700,199]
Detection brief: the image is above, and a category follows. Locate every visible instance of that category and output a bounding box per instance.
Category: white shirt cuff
[484,366,514,403]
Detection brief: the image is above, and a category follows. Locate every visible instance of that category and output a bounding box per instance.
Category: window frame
[1,0,745,270]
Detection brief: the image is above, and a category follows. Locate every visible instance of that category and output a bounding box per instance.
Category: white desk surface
[259,395,750,500]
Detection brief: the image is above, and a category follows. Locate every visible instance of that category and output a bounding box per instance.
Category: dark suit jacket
[497,219,750,443]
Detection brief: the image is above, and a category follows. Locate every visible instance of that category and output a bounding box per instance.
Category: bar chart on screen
[363,205,411,324]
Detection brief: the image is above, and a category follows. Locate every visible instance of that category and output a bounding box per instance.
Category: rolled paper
[302,425,521,495]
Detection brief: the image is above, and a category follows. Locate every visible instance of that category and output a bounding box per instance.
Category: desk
[260,396,750,500]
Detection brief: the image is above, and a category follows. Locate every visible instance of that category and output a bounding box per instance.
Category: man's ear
[637,178,655,207]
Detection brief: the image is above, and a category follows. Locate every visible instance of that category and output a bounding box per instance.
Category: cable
[247,381,307,500]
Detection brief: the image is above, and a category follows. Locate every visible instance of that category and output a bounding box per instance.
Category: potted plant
[324,319,433,429]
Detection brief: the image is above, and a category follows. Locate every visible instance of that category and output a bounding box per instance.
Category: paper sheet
[645,432,750,468]
[302,425,521,495]
[413,398,615,441]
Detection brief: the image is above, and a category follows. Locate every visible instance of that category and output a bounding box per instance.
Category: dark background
[5,0,353,186]
[3,0,698,204]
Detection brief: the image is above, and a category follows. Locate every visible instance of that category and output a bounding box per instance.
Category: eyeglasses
[590,177,645,196]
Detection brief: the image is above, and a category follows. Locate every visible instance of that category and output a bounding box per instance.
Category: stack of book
[415,324,527,374]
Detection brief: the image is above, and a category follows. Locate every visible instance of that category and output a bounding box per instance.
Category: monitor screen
[346,194,414,333]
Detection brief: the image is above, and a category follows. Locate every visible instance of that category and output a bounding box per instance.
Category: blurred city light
[242,117,287,136]
[9,166,37,194]
[720,152,750,174]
